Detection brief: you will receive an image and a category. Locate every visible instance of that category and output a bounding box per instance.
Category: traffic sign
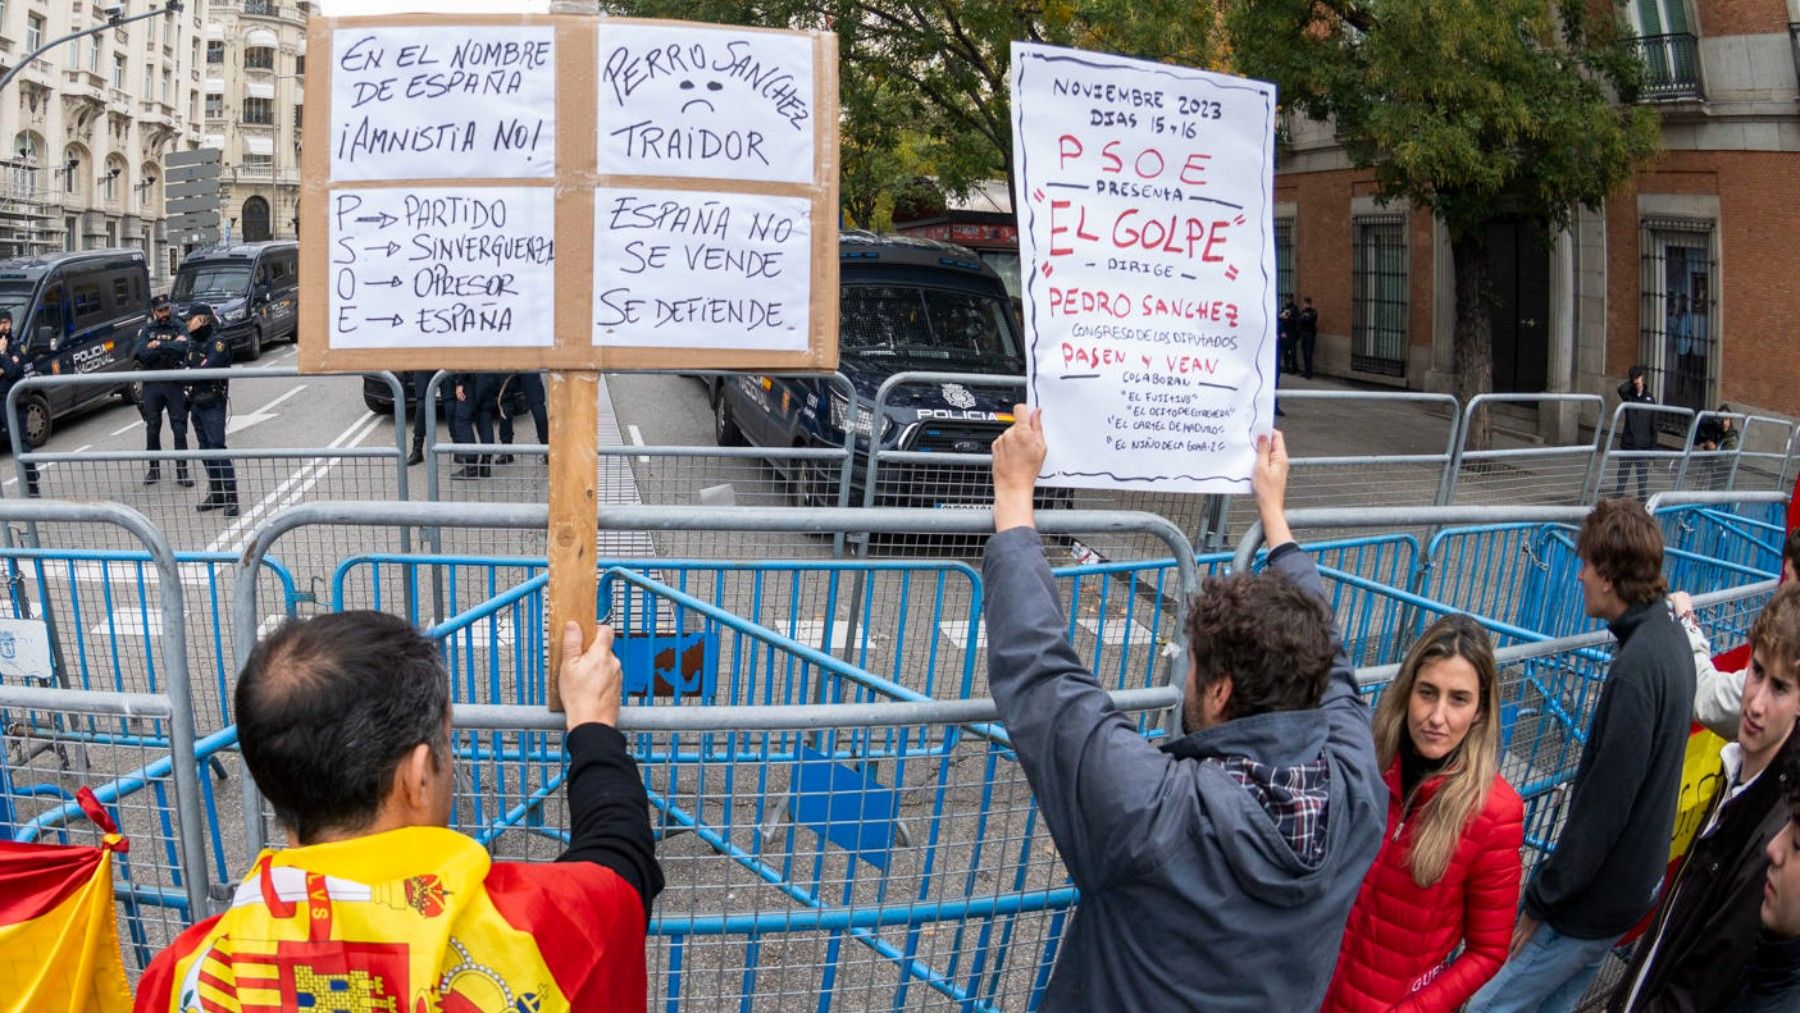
[167,210,220,231]
[166,194,221,215]
[165,162,222,184]
[165,177,221,199]
[165,148,222,168]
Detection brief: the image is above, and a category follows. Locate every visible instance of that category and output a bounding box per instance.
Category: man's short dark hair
[235,611,451,843]
[1784,527,1800,576]
[1185,569,1336,719]
[1576,498,1667,605]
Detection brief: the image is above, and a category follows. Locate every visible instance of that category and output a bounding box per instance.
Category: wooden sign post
[299,12,838,707]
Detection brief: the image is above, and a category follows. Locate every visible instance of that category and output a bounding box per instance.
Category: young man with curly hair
[981,412,1384,1010]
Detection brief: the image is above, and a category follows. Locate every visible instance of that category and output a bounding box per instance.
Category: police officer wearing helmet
[133,294,193,487]
[183,303,238,516]
[0,311,39,497]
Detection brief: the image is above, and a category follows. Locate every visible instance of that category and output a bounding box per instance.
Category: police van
[171,240,299,361]
[0,248,148,447]
[711,231,1030,510]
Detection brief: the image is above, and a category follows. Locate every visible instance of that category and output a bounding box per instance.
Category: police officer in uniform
[449,371,502,479]
[0,312,39,497]
[182,304,238,516]
[495,371,548,456]
[133,294,193,487]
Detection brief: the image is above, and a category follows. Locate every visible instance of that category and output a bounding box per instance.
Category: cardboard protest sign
[298,13,839,373]
[298,12,839,705]
[1010,43,1277,493]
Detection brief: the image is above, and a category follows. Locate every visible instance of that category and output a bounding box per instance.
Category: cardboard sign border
[298,14,840,373]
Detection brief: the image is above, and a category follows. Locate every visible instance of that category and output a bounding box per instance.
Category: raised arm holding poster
[1010,43,1277,493]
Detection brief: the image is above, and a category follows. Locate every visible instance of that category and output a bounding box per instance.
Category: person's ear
[1207,674,1233,723]
[394,742,435,813]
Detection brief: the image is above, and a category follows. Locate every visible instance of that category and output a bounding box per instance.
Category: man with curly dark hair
[980,411,1384,1010]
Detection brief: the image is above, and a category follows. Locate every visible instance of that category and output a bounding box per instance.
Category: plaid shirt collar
[1204,754,1332,867]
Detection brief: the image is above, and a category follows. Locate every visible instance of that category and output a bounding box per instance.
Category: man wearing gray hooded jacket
[983,411,1384,1010]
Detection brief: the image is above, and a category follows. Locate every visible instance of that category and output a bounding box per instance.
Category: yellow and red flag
[0,787,133,1012]
[135,825,646,1013]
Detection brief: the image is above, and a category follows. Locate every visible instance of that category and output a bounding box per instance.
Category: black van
[171,240,299,360]
[0,248,147,447]
[712,231,1029,508]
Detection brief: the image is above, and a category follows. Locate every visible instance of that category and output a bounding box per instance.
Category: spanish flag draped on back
[0,793,133,1012]
[134,825,646,1013]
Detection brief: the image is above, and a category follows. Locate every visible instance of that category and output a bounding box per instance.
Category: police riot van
[0,248,148,447]
[171,241,299,361]
[711,231,1031,510]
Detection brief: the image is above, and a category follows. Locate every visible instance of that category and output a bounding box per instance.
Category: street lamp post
[0,4,186,97]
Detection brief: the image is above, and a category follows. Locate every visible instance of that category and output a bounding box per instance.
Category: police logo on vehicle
[940,383,977,409]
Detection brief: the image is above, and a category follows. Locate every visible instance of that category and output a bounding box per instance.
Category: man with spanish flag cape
[135,613,662,1013]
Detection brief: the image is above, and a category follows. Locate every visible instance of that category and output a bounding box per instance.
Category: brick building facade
[1275,1,1800,430]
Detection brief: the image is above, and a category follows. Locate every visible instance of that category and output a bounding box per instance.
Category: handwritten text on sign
[331,26,556,180]
[597,23,815,185]
[1012,43,1276,493]
[329,187,555,349]
[593,187,811,351]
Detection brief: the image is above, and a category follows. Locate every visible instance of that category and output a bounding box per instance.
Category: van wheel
[21,394,51,449]
[713,387,745,446]
[243,327,263,361]
[119,381,144,405]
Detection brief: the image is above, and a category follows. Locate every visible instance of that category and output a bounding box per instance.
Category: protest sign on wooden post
[1010,43,1276,494]
[298,12,839,706]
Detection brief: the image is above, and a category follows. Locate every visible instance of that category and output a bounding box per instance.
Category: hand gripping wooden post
[297,12,837,714]
[545,372,598,708]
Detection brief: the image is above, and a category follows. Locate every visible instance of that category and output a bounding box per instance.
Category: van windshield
[0,283,33,331]
[840,284,1024,373]
[172,264,251,301]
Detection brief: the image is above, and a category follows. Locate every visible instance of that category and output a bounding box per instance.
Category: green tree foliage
[605,1,1224,223]
[1230,0,1660,437]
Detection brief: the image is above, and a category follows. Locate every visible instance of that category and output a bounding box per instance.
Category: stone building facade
[0,1,207,287]
[203,0,307,246]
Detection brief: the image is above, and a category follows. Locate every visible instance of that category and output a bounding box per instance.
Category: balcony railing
[1629,32,1705,102]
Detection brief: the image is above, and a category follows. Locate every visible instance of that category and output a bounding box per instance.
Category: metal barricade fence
[0,545,302,731]
[0,499,211,980]
[1648,491,1790,595]
[1444,393,1606,507]
[0,684,231,978]
[232,502,1202,854]
[421,370,863,563]
[1728,415,1797,493]
[3,368,413,704]
[863,371,1233,561]
[1590,401,1696,503]
[449,686,1180,1011]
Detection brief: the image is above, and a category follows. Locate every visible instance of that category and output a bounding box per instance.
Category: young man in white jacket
[1670,527,1800,739]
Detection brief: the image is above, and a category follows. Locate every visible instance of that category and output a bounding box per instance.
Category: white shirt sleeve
[1681,609,1743,739]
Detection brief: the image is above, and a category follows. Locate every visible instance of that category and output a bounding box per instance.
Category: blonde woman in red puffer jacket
[1323,615,1525,1012]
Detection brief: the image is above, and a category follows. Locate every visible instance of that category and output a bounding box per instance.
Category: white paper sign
[330,26,556,180]
[596,23,816,184]
[0,618,52,682]
[329,187,555,349]
[1011,43,1277,493]
[592,187,811,351]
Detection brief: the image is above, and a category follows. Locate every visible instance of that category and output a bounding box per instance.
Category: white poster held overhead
[328,186,556,348]
[1011,42,1277,493]
[330,25,557,180]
